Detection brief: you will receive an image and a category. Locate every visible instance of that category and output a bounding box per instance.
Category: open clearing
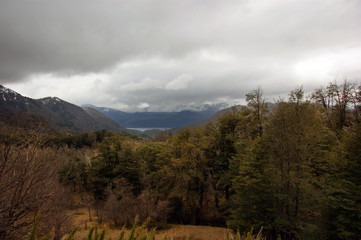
[66,208,230,240]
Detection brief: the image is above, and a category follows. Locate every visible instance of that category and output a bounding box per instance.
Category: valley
[0,85,228,138]
[1,82,361,240]
[1,1,360,239]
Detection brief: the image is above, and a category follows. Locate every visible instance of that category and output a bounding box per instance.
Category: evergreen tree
[89,135,141,199]
[265,87,325,239]
[325,122,361,239]
[229,137,276,239]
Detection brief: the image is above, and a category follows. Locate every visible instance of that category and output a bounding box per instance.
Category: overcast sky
[1,0,360,111]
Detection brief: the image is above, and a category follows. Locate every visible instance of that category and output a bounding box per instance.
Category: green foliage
[86,226,106,240]
[226,227,264,240]
[88,226,95,240]
[263,88,326,239]
[58,157,89,192]
[118,227,126,240]
[228,138,274,233]
[135,142,168,192]
[29,212,40,240]
[84,225,106,240]
[324,122,361,239]
[98,217,156,240]
[19,82,361,239]
[66,227,79,240]
[88,135,141,199]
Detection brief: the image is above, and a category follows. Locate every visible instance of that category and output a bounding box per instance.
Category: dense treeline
[1,80,360,239]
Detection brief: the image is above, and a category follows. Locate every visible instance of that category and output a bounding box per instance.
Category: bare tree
[350,83,361,122]
[102,179,138,227]
[0,126,70,239]
[312,80,354,131]
[102,179,170,228]
[246,87,268,136]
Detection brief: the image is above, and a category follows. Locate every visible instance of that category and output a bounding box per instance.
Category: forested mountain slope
[85,105,224,128]
[0,85,126,132]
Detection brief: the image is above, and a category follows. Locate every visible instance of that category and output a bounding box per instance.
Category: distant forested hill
[84,104,225,128]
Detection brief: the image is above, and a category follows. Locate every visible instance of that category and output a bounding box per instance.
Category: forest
[1,80,361,240]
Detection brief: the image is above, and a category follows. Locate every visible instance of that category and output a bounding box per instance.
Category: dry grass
[156,224,229,240]
[64,208,229,240]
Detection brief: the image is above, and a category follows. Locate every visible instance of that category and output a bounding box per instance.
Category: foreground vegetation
[29,214,261,240]
[1,80,360,239]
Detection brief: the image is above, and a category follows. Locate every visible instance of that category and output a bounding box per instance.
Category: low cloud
[121,77,163,91]
[165,74,193,90]
[137,102,150,110]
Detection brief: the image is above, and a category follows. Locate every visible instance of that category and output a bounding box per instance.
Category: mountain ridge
[0,85,232,135]
[0,85,126,133]
[85,104,226,128]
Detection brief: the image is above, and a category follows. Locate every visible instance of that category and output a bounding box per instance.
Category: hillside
[0,85,126,132]
[183,103,278,130]
[182,105,244,129]
[82,107,126,132]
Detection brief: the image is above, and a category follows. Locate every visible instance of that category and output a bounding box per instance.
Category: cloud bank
[1,0,360,111]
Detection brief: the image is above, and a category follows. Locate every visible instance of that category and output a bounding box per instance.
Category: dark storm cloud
[0,0,232,82]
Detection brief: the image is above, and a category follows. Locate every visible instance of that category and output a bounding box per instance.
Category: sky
[0,0,360,112]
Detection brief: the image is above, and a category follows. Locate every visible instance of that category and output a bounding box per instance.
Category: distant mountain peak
[174,102,229,112]
[102,107,114,112]
[0,85,126,133]
[51,97,62,102]
[39,96,64,104]
[0,85,18,94]
[81,103,97,108]
[0,85,21,102]
[82,104,119,113]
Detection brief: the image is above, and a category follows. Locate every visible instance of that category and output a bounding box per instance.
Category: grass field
[66,208,230,240]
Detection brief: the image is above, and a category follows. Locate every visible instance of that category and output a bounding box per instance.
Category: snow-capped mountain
[0,85,125,132]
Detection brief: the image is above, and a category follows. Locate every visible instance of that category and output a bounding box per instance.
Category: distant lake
[127,128,170,132]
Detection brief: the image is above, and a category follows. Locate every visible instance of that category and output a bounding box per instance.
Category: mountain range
[0,85,125,133]
[83,104,224,128]
[0,85,230,135]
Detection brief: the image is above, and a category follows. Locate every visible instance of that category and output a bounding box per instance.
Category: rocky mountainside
[0,85,126,132]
